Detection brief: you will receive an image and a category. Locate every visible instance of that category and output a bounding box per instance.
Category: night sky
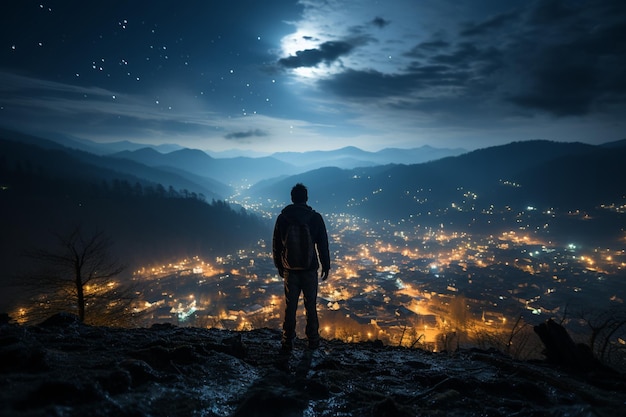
[1,0,625,153]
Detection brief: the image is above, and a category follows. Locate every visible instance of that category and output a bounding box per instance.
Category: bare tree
[580,307,626,370]
[18,226,133,325]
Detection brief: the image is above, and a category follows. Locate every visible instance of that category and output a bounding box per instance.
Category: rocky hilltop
[1,314,625,417]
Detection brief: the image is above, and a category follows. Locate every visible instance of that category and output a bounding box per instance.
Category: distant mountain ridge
[245,139,626,246]
[111,147,299,186]
[248,139,626,210]
[111,144,467,185]
[271,145,467,169]
[0,133,229,200]
[38,131,184,155]
[50,133,467,168]
[601,138,626,148]
[12,128,466,184]
[5,129,625,212]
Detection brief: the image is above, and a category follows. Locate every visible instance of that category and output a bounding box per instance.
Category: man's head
[291,183,308,204]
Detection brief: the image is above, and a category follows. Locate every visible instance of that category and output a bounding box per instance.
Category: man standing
[273,183,330,353]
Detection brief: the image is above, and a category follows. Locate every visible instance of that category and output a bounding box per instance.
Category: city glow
[18,212,608,353]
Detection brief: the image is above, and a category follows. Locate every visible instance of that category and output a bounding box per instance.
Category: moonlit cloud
[278,41,355,68]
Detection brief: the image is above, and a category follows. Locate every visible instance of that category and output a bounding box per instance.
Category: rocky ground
[1,313,625,417]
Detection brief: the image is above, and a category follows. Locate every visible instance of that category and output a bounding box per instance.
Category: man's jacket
[272,203,330,274]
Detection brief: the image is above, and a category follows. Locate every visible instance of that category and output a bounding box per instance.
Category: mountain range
[2,129,625,265]
[246,139,626,205]
[109,144,468,187]
[3,128,625,222]
[27,130,467,187]
[244,139,626,246]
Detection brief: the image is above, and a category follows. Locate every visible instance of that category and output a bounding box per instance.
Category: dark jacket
[272,203,330,274]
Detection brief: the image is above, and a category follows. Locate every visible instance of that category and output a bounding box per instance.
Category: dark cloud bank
[278,0,626,119]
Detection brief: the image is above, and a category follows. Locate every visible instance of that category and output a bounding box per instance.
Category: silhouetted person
[273,183,330,352]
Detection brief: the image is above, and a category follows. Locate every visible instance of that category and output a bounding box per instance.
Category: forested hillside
[0,136,270,310]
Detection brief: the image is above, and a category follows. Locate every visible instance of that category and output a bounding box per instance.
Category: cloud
[307,0,626,121]
[526,0,575,25]
[278,40,355,68]
[320,69,410,98]
[371,17,390,28]
[431,42,502,71]
[317,40,499,102]
[459,11,518,37]
[503,3,626,116]
[0,71,230,140]
[406,40,451,58]
[0,71,117,98]
[224,129,268,141]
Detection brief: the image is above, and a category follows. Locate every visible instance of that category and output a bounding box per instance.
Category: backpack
[281,215,316,270]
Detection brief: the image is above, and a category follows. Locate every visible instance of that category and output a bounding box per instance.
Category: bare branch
[16,225,131,324]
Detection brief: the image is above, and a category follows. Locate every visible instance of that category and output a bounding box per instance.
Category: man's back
[273,203,330,273]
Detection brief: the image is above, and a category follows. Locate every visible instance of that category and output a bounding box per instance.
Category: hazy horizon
[10,126,626,160]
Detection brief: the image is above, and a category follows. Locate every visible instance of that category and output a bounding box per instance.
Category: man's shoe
[308,339,320,350]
